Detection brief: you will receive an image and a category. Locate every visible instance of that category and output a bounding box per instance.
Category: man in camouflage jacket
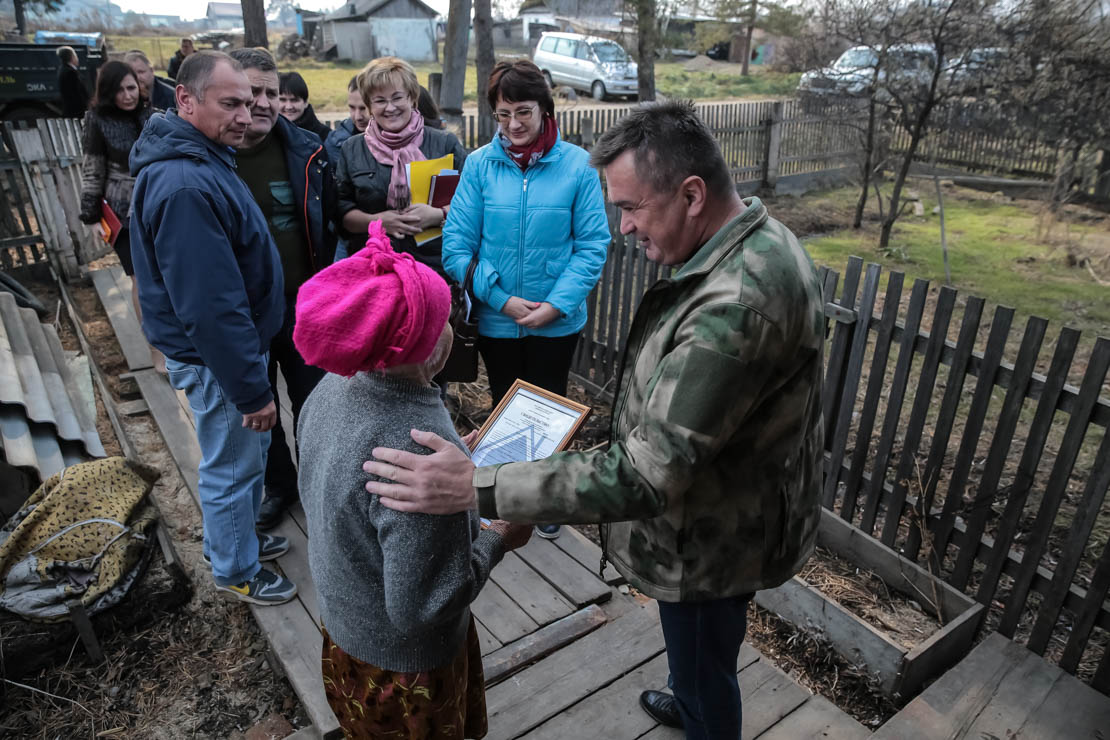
[365,100,824,738]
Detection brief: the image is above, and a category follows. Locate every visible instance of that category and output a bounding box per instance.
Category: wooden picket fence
[572,249,1110,694]
[0,129,49,272]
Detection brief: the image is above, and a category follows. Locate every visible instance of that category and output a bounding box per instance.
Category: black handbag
[440,256,480,383]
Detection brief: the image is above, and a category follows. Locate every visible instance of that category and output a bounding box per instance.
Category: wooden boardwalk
[90,265,1110,739]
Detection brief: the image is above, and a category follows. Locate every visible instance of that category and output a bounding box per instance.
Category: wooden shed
[321,0,439,64]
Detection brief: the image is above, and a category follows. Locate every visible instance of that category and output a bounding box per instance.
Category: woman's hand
[516,302,561,328]
[487,520,533,551]
[402,203,444,230]
[90,221,107,242]
[502,296,540,320]
[380,209,422,239]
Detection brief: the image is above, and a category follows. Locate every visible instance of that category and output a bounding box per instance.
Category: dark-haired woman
[442,60,609,540]
[279,71,331,142]
[78,60,158,366]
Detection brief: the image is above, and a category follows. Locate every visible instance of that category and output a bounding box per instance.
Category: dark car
[706,41,730,61]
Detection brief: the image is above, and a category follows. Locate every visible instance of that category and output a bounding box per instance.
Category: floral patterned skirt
[320,619,488,739]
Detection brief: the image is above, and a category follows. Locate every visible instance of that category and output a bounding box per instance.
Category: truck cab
[0,34,105,121]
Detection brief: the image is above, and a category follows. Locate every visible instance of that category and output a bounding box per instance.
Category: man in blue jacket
[129,51,297,606]
[227,47,336,530]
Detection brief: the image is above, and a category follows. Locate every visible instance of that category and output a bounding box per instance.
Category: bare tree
[474,0,497,144]
[441,0,473,119]
[241,0,268,49]
[633,0,657,100]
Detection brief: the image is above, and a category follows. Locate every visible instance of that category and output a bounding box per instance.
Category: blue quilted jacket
[442,134,609,339]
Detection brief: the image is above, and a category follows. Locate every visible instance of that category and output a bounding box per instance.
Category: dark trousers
[264,294,325,497]
[477,333,579,408]
[658,593,754,740]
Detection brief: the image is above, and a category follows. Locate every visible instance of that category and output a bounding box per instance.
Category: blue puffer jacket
[324,117,356,165]
[129,110,284,414]
[442,134,609,339]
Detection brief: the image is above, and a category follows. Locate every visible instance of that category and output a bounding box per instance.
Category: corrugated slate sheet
[0,290,105,482]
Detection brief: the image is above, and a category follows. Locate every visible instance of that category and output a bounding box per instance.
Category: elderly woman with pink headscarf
[335,56,467,274]
[294,222,531,739]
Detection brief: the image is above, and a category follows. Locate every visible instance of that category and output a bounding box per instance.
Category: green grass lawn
[803,188,1110,340]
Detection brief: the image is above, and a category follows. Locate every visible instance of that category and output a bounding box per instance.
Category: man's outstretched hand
[364,429,478,514]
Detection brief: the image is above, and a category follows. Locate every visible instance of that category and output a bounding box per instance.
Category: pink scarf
[364,110,426,209]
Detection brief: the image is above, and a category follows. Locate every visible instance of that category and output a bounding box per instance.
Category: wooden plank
[859,277,930,536]
[1060,528,1110,673]
[903,296,985,560]
[470,579,537,644]
[116,398,149,417]
[975,327,1079,605]
[523,644,759,740]
[1025,666,1110,740]
[823,262,881,509]
[998,338,1110,638]
[482,604,607,686]
[489,551,575,627]
[1027,422,1110,654]
[514,536,611,608]
[133,368,201,507]
[475,618,501,656]
[930,305,1014,561]
[270,512,321,627]
[638,659,811,740]
[484,601,664,740]
[89,268,154,372]
[758,695,871,740]
[249,597,342,739]
[879,284,957,547]
[839,271,904,521]
[960,640,1064,739]
[553,525,623,585]
[821,256,862,444]
[949,315,1048,589]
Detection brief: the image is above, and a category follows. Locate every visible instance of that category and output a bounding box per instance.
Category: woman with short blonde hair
[336,56,466,275]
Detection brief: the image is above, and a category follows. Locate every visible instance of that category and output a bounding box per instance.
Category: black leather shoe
[639,690,683,728]
[256,489,296,530]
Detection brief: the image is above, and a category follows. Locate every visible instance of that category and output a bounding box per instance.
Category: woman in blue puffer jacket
[443,59,609,419]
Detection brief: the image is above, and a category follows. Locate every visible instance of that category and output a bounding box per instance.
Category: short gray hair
[123,49,151,66]
[56,46,76,64]
[228,47,277,73]
[176,50,241,102]
[590,100,733,198]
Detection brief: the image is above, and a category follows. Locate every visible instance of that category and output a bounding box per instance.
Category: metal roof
[0,291,105,483]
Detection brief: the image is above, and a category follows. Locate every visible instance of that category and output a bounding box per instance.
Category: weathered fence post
[1095,148,1110,202]
[581,117,594,151]
[762,100,784,191]
[427,73,442,109]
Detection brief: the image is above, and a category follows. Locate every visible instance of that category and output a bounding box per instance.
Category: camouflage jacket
[474,198,825,601]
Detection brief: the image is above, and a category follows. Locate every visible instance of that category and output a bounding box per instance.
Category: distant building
[321,0,439,63]
[206,2,244,30]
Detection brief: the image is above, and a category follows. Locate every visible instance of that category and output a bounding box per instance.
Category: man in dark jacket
[125,50,176,111]
[166,37,194,80]
[227,48,336,529]
[56,46,89,118]
[129,51,297,606]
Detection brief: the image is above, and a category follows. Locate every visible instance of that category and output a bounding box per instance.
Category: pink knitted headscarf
[293,221,451,377]
[364,109,425,209]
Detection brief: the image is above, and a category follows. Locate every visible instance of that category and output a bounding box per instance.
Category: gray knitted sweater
[298,372,506,671]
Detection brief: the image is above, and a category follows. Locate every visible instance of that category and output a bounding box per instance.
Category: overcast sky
[111,1,453,22]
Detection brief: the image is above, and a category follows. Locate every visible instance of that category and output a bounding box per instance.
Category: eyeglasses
[370,93,409,109]
[494,104,538,124]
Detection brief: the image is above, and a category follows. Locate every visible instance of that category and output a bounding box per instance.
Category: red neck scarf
[504,114,558,172]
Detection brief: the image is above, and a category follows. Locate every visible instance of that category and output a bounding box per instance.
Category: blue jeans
[333,238,349,262]
[658,593,753,740]
[166,358,270,586]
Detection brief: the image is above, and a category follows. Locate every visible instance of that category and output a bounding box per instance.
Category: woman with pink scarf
[336,56,467,275]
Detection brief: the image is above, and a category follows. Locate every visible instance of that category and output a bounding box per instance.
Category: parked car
[944,47,1008,93]
[533,32,638,101]
[706,41,730,61]
[798,44,936,99]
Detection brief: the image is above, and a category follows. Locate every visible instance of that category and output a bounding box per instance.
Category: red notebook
[429,174,460,208]
[99,199,122,247]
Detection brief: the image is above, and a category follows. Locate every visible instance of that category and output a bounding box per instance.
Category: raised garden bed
[754,509,984,700]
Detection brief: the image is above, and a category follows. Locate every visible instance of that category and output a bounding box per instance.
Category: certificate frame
[470,379,592,466]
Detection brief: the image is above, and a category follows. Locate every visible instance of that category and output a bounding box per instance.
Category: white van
[533,32,638,101]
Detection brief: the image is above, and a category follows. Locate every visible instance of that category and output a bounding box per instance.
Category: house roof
[325,0,438,21]
[207,2,242,17]
[0,292,104,483]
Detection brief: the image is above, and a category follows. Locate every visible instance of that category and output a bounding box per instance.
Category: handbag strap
[464,254,479,300]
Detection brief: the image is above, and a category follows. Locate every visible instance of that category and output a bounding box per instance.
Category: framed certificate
[470,380,592,468]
